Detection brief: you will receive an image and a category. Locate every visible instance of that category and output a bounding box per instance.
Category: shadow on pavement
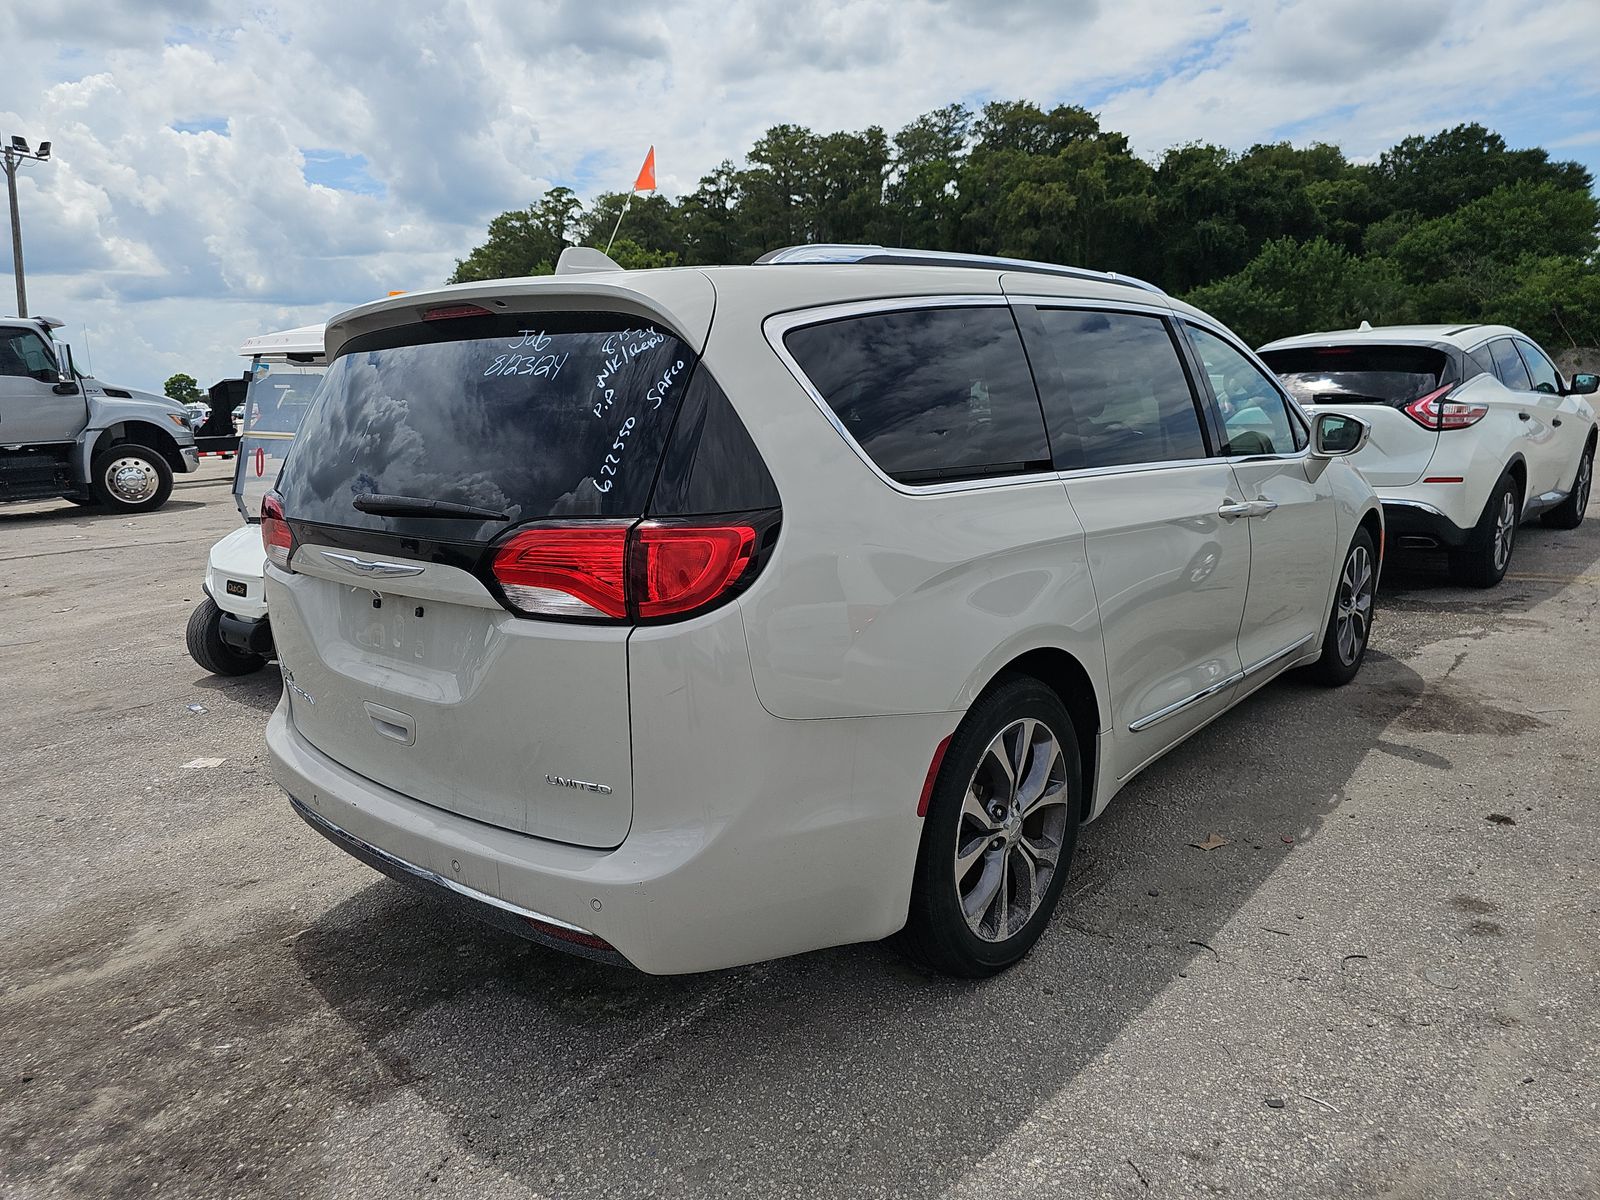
[283,649,1428,1197]
[0,498,210,526]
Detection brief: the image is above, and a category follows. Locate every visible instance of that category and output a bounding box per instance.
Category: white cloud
[0,0,1594,392]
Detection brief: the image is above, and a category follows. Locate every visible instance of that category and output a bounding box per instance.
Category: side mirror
[51,339,79,393]
[1311,411,1369,458]
[1568,373,1599,396]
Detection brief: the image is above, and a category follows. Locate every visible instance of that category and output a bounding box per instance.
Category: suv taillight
[261,493,296,572]
[1404,385,1488,430]
[491,520,763,622]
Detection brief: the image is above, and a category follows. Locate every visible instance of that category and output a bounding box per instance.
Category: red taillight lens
[491,525,630,618]
[1403,385,1487,430]
[490,520,762,621]
[261,493,295,572]
[633,524,756,619]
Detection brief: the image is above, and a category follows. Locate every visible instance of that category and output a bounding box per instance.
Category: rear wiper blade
[352,493,509,521]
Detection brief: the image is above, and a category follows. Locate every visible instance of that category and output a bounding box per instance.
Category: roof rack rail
[753,244,1165,294]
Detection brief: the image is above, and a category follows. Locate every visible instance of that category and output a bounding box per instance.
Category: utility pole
[3,135,51,318]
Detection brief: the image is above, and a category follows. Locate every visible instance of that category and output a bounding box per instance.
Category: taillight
[492,525,630,618]
[490,520,764,622]
[261,493,295,572]
[1404,385,1488,430]
[633,525,756,619]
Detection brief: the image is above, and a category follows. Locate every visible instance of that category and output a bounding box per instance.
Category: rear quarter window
[782,305,1051,485]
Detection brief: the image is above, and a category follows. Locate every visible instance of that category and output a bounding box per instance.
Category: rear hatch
[1259,344,1454,486]
[269,300,710,848]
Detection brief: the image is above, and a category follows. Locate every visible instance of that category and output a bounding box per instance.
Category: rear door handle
[1248,499,1278,518]
[1218,501,1253,520]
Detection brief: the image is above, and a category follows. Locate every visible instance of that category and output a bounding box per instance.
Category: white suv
[264,245,1382,976]
[1260,325,1599,587]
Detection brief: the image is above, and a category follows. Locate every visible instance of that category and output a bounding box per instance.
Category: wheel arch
[92,421,186,473]
[974,646,1103,823]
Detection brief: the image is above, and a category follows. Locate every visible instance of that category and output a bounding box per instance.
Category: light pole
[3,135,51,317]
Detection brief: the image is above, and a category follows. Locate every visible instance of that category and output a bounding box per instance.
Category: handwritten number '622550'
[592,416,638,494]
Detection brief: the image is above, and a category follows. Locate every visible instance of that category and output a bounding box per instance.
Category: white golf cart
[186,323,326,675]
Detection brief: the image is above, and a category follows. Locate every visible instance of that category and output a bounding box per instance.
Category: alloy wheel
[1492,490,1517,572]
[105,456,159,504]
[1335,543,1375,666]
[954,718,1069,942]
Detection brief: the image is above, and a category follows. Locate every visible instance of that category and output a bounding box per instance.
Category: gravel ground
[3,459,1598,1199]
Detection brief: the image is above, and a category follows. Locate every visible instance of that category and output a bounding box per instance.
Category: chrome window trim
[1055,455,1224,483]
[763,295,1060,497]
[1005,293,1174,319]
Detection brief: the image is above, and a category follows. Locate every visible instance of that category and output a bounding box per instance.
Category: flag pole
[603,191,633,257]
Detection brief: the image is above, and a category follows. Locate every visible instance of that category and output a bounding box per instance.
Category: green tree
[1372,123,1593,221]
[450,186,583,282]
[164,373,201,405]
[1185,237,1411,348]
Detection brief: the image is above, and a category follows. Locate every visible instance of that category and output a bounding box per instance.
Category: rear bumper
[267,698,946,974]
[290,795,628,966]
[1380,498,1474,549]
[218,610,274,657]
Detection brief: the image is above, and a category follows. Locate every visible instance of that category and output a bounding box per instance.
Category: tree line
[450,105,1600,353]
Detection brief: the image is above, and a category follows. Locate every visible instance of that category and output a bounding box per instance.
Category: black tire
[1541,441,1593,530]
[1305,527,1377,687]
[186,597,266,676]
[901,676,1084,977]
[1448,470,1521,589]
[88,444,173,513]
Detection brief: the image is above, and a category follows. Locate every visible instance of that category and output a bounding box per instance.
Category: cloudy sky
[1,0,1597,393]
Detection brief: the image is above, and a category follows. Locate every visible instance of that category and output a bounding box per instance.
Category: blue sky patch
[171,117,228,136]
[301,150,386,197]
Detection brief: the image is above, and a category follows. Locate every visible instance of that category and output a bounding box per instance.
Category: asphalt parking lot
[3,459,1599,1199]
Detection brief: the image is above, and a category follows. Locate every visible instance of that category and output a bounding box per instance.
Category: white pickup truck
[0,314,199,511]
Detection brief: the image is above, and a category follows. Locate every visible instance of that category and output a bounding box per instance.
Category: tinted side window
[783,306,1050,484]
[1031,308,1207,469]
[1489,338,1533,391]
[650,367,780,515]
[1515,339,1560,395]
[0,329,54,381]
[1186,324,1303,455]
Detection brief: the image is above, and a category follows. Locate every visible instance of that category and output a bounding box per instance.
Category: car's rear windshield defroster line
[275,312,696,543]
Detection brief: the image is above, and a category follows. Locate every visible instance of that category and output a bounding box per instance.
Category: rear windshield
[244,362,325,435]
[1259,345,1450,408]
[275,312,693,537]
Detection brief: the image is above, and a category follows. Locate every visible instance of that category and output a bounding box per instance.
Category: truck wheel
[1448,471,1520,589]
[90,445,173,513]
[186,597,266,676]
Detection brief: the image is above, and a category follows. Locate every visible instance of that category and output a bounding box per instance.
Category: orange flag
[632,146,656,192]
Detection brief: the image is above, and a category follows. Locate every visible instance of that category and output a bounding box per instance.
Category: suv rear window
[783,306,1051,485]
[1259,345,1451,408]
[276,313,695,537]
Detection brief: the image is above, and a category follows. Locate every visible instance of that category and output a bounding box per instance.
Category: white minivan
[264,246,1382,976]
